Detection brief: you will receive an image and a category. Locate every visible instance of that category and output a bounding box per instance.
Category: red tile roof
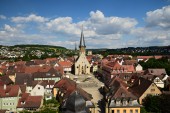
[24,65,53,74]
[54,78,93,101]
[129,77,154,97]
[0,85,20,97]
[17,93,43,108]
[107,77,137,100]
[58,61,72,67]
[137,56,153,59]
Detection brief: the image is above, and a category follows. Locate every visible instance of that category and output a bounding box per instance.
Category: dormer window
[6,93,9,96]
[123,100,127,106]
[21,101,25,105]
[46,73,51,76]
[116,100,120,105]
[129,100,133,105]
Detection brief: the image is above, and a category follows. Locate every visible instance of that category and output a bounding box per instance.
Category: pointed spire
[75,42,77,51]
[79,25,86,48]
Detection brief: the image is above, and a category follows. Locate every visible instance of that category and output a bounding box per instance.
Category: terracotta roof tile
[54,78,93,101]
[145,68,167,75]
[137,56,153,59]
[106,77,137,100]
[129,77,153,97]
[58,61,72,67]
[0,85,20,97]
[17,94,42,108]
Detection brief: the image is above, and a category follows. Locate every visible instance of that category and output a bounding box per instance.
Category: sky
[0,0,170,49]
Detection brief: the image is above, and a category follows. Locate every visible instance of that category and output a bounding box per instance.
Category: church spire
[79,26,86,55]
[79,26,86,48]
[75,42,77,51]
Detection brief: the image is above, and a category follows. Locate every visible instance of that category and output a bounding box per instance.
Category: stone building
[74,28,90,75]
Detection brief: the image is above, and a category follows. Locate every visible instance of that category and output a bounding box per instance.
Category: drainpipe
[0,94,2,109]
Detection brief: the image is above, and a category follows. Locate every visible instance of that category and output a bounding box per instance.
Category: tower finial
[75,42,77,51]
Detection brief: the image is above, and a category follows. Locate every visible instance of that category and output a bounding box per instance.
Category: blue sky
[0,0,170,49]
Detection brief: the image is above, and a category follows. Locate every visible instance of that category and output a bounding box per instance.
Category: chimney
[4,84,6,90]
[139,79,141,85]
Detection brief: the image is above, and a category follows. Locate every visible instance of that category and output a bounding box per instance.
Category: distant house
[15,73,33,93]
[137,56,153,62]
[142,74,166,88]
[91,62,98,73]
[101,61,135,81]
[144,68,167,75]
[130,77,162,104]
[30,80,55,100]
[123,60,137,65]
[58,61,72,74]
[0,85,21,112]
[17,93,43,111]
[32,67,61,82]
[30,82,45,97]
[135,64,143,72]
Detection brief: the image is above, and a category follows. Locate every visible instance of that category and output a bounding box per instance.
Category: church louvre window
[135,109,138,113]
[130,110,133,113]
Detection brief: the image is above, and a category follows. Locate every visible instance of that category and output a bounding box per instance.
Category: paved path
[67,73,104,113]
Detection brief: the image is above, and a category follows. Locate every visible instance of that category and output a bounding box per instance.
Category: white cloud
[0,15,6,19]
[146,5,170,29]
[130,27,170,47]
[4,24,17,32]
[45,17,80,35]
[11,14,48,23]
[38,10,138,48]
[0,9,169,48]
[87,10,138,35]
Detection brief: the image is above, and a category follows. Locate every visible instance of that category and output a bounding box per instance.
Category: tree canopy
[139,57,170,75]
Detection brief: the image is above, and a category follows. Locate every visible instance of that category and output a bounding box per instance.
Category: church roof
[79,28,86,48]
[65,91,88,113]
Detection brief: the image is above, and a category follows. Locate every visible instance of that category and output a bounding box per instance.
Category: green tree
[159,94,170,113]
[139,57,170,75]
[143,95,161,113]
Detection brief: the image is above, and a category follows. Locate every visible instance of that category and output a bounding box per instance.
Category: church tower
[79,28,86,55]
[74,27,91,75]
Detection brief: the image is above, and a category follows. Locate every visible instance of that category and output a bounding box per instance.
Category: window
[123,100,127,106]
[116,100,120,105]
[129,100,133,105]
[151,89,155,92]
[38,87,40,90]
[135,109,138,113]
[112,110,114,113]
[130,109,133,113]
[117,110,120,113]
[123,110,126,113]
